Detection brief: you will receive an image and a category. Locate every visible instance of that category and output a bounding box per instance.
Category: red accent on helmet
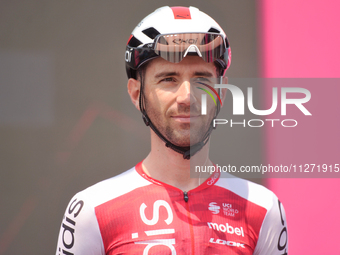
[171,7,191,19]
[126,34,133,45]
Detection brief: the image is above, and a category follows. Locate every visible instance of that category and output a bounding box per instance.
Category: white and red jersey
[56,161,288,255]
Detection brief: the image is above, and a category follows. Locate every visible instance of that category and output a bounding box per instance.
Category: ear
[127,78,141,110]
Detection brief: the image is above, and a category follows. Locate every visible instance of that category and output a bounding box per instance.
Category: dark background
[0,1,259,254]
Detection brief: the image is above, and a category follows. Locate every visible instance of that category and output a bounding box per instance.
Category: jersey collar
[135,161,220,193]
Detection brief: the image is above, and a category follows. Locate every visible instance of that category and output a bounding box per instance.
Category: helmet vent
[128,36,143,47]
[208,27,220,33]
[142,27,160,39]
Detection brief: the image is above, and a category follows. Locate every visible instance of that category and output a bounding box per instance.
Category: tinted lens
[154,33,226,63]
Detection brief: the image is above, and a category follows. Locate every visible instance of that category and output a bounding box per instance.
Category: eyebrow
[154,71,179,79]
[154,70,214,79]
[193,71,214,77]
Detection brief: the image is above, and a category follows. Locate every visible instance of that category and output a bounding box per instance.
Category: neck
[142,131,213,191]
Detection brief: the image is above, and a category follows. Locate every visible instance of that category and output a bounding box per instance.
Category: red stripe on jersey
[171,7,191,19]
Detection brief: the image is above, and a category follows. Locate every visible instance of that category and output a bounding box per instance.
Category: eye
[195,77,210,82]
[194,77,213,87]
[160,77,176,83]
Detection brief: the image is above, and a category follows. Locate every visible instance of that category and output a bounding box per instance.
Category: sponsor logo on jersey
[277,200,288,254]
[207,222,244,237]
[208,202,239,217]
[208,202,220,214]
[209,238,245,248]
[58,198,84,255]
[207,172,219,185]
[222,203,239,217]
[135,200,177,255]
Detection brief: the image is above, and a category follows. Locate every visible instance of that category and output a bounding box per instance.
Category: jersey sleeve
[55,192,105,255]
[253,195,288,255]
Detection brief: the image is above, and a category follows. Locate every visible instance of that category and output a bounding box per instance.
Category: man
[56,6,288,254]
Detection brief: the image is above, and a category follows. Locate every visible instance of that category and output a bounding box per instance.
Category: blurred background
[0,1,339,254]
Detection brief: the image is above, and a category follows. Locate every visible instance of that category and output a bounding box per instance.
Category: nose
[176,80,196,105]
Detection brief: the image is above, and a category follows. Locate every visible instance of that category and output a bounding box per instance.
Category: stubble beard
[144,97,214,148]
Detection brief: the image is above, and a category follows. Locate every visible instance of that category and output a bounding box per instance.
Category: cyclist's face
[143,56,218,147]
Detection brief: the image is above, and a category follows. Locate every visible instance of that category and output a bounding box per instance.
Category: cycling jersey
[56,161,288,255]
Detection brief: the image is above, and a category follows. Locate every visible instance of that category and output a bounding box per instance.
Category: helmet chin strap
[139,74,222,160]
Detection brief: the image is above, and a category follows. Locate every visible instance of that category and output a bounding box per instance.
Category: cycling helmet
[125,6,231,79]
[125,6,231,159]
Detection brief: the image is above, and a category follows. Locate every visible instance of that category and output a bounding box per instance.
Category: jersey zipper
[183,191,189,202]
[183,191,195,255]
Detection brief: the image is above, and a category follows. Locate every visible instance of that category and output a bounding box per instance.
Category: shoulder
[55,165,152,254]
[74,166,151,208]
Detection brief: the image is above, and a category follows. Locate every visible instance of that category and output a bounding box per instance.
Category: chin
[168,133,204,147]
[163,123,211,147]
[169,137,191,147]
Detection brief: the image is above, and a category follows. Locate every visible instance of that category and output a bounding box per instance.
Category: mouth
[171,115,200,123]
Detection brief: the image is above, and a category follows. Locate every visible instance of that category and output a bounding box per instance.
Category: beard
[144,96,215,147]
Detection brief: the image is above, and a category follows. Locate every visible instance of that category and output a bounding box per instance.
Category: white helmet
[125,6,231,79]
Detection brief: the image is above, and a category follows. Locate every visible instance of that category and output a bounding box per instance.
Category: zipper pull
[183,191,189,202]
